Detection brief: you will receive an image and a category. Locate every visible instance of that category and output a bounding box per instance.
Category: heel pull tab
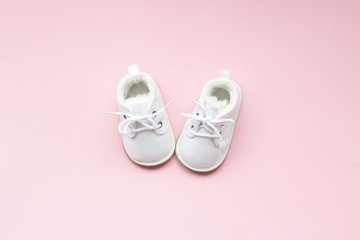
[128,64,140,75]
[219,69,230,79]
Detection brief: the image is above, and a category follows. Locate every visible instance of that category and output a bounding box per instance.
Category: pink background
[1,0,360,239]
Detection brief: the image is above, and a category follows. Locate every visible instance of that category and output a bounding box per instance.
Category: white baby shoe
[176,70,242,172]
[108,64,175,166]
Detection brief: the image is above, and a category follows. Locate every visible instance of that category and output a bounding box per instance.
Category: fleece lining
[201,78,237,117]
[117,73,155,108]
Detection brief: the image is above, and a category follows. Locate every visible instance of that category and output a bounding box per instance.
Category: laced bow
[107,101,172,136]
[181,100,234,146]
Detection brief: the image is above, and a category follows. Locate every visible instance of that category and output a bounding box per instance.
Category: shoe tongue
[127,98,150,115]
[196,103,218,136]
[204,103,219,118]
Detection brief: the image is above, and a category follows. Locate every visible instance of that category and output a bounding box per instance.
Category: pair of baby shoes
[108,64,242,172]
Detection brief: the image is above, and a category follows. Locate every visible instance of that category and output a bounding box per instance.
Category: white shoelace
[181,100,234,146]
[107,101,172,136]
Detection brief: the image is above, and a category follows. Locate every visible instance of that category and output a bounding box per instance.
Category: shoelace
[181,100,234,146]
[107,101,172,136]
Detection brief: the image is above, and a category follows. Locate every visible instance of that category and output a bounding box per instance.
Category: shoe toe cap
[124,131,175,165]
[177,136,221,171]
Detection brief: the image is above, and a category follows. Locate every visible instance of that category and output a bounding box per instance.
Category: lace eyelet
[158,121,163,128]
[152,111,158,119]
[191,125,194,129]
[196,113,199,115]
[123,115,127,119]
